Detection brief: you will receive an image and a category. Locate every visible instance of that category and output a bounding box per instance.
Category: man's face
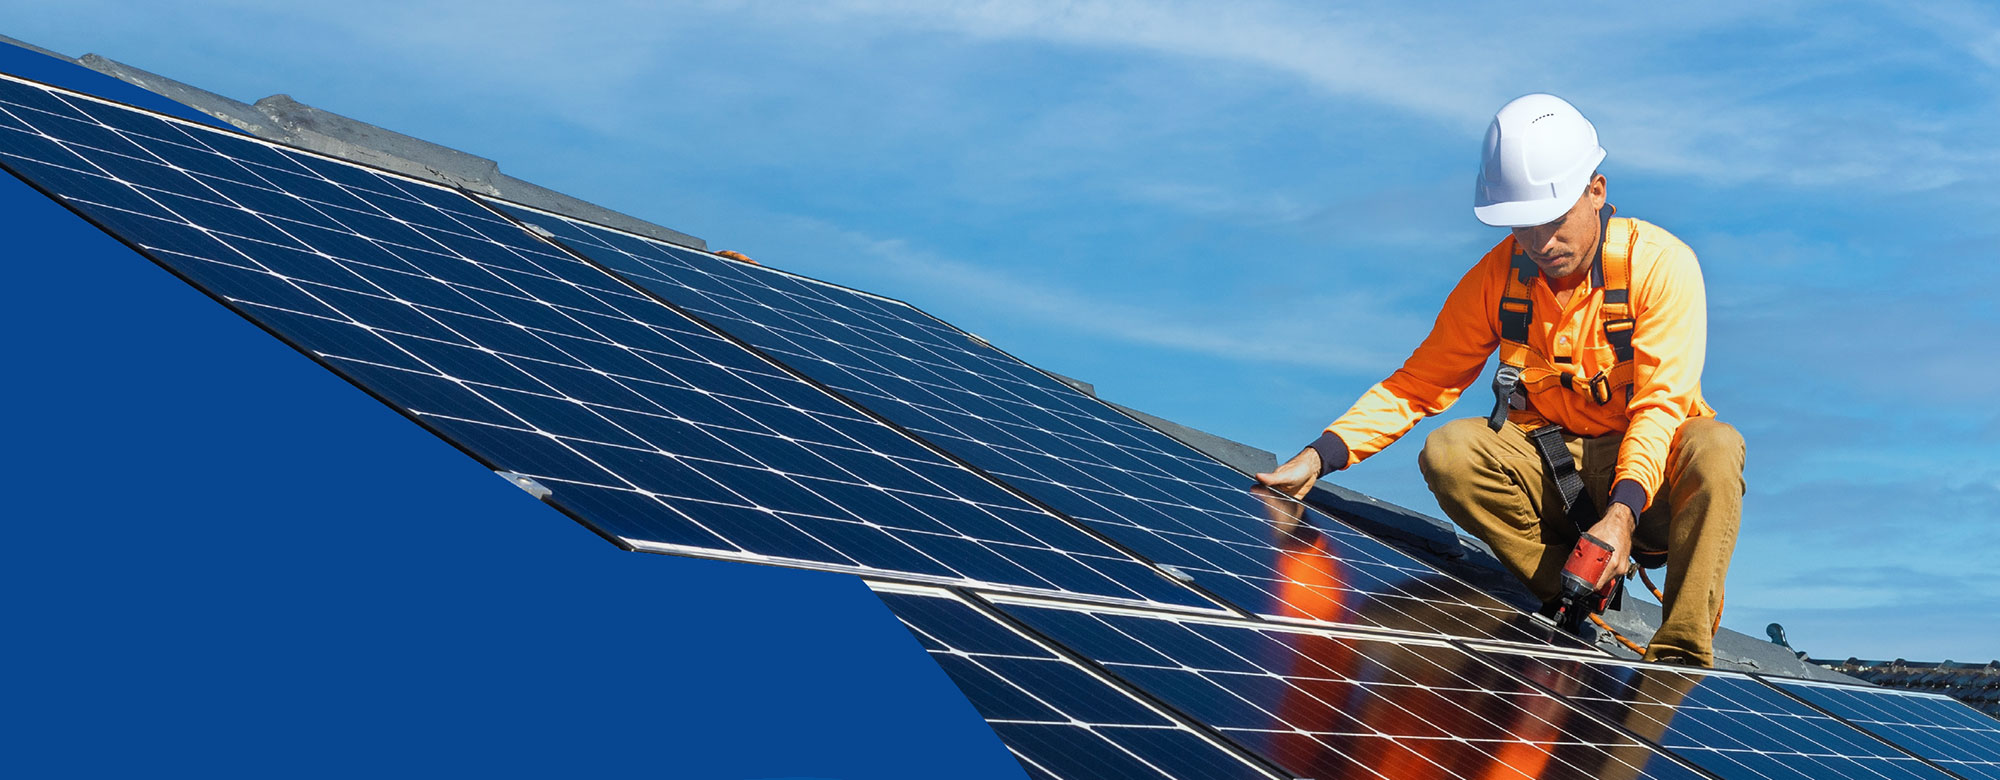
[1511,174,1608,281]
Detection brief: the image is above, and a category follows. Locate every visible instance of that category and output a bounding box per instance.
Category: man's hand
[1255,448,1322,500]
[1583,503,1638,590]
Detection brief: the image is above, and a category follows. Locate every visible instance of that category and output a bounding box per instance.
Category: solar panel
[869,583,1284,780]
[986,593,1710,780]
[482,197,1577,648]
[0,73,1216,610]
[1774,677,2000,780]
[1474,648,1961,780]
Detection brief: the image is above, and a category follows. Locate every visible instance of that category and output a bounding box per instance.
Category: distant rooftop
[1813,658,2000,719]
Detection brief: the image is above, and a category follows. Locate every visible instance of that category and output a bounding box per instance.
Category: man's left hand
[1254,448,1322,500]
[1583,503,1637,591]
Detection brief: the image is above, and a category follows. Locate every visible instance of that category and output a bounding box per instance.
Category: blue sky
[5,0,1995,664]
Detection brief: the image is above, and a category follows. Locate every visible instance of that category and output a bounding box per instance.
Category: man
[1256,93,1745,667]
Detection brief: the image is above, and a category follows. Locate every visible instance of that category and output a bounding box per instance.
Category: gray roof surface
[11,34,1846,683]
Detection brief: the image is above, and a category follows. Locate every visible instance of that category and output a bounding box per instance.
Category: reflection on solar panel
[871,584,1282,780]
[483,198,1573,647]
[1477,649,1959,780]
[0,74,1217,610]
[1775,678,2000,780]
[987,594,1707,780]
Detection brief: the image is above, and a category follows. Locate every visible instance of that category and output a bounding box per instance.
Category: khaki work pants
[1417,416,1745,666]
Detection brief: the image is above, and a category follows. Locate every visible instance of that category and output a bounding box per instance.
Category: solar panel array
[1775,678,2000,780]
[1477,650,1962,780]
[486,197,1572,647]
[0,73,1211,611]
[7,69,1987,780]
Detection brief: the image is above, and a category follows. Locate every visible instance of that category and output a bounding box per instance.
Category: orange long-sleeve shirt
[1312,216,1713,513]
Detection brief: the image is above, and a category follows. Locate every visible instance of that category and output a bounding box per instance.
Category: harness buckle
[1489,364,1522,432]
[1588,373,1613,405]
[1498,297,1533,343]
[1603,317,1636,361]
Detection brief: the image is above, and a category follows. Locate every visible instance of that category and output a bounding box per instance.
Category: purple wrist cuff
[1308,431,1350,477]
[1610,479,1647,517]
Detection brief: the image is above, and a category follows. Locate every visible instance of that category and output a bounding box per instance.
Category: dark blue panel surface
[874,587,1279,780]
[1479,651,1959,780]
[489,197,1575,647]
[0,73,1210,609]
[1776,679,2000,780]
[1000,600,1707,780]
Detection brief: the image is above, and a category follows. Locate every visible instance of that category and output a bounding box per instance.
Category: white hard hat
[1473,93,1606,227]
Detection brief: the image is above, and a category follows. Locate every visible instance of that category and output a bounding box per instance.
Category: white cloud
[740,0,2000,194]
[1895,0,2000,70]
[761,215,1430,372]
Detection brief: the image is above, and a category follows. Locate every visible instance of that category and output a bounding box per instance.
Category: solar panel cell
[0,74,1218,611]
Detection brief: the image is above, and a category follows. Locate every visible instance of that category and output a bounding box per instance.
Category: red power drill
[1551,533,1623,633]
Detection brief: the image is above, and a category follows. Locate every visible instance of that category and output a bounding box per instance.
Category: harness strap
[1525,425,1596,535]
[1514,361,1631,405]
[1598,213,1638,404]
[1493,205,1640,413]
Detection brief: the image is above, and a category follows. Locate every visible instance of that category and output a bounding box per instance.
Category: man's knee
[1673,418,1746,485]
[1418,418,1499,490]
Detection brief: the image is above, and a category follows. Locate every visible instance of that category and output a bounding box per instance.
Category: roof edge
[71,51,706,251]
[0,32,70,60]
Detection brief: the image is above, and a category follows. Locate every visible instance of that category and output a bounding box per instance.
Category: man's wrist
[1608,478,1647,519]
[1601,503,1636,531]
[1307,431,1349,477]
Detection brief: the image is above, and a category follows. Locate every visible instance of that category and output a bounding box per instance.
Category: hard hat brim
[1473,147,1606,228]
[1473,197,1573,228]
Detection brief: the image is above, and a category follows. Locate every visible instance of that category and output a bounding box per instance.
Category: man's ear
[1589,173,1608,209]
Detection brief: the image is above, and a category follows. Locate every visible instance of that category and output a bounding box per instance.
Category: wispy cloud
[1895,0,2000,70]
[760,215,1430,372]
[753,0,2000,194]
[1113,179,1321,226]
[1751,564,1994,612]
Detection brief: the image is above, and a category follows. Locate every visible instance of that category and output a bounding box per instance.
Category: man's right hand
[1254,448,1323,500]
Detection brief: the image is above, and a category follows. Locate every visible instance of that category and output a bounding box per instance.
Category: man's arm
[1257,245,1506,497]
[1585,231,1707,587]
[1612,233,1707,516]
